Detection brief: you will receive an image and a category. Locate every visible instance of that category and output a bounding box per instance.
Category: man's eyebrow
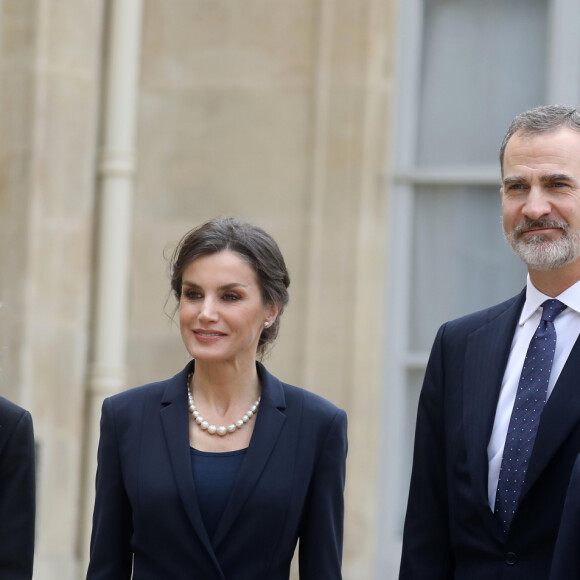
[502,173,578,186]
[502,175,526,186]
[539,173,577,184]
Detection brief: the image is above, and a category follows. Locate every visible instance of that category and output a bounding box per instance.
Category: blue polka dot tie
[494,299,567,533]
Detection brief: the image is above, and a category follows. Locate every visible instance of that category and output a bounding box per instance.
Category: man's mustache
[513,219,569,237]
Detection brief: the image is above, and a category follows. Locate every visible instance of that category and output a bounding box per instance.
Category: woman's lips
[193,330,226,342]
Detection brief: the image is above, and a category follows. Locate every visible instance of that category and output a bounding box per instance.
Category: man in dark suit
[399,104,580,580]
[551,453,580,579]
[0,396,35,579]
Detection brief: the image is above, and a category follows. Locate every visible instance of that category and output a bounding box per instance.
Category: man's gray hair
[500,104,580,170]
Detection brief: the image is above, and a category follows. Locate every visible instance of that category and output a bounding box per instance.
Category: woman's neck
[191,359,261,411]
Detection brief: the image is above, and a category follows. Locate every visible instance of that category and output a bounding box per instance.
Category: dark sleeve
[298,408,348,580]
[0,410,35,580]
[86,397,133,580]
[550,454,580,580]
[399,324,454,579]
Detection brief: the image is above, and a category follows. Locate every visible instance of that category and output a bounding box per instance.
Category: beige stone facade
[0,1,397,578]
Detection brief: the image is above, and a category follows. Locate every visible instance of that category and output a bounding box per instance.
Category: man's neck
[529,263,580,297]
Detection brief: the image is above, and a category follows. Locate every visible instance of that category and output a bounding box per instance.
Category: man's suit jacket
[86,361,347,580]
[399,289,580,580]
[0,397,35,580]
[550,453,580,579]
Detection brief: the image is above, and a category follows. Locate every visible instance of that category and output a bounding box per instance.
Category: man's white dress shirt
[487,275,580,510]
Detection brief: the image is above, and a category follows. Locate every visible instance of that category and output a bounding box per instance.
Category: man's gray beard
[504,220,580,271]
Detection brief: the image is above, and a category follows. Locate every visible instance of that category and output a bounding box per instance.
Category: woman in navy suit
[86,217,348,580]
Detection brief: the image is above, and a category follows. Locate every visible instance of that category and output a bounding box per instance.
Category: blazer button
[505,552,518,565]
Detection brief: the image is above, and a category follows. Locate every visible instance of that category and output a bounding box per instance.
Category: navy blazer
[550,453,580,579]
[400,290,580,580]
[86,361,347,580]
[0,397,35,580]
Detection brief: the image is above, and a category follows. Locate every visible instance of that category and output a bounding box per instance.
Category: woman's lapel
[212,363,287,549]
[159,361,224,575]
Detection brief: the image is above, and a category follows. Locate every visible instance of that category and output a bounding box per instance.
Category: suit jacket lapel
[212,363,287,549]
[463,291,525,517]
[521,332,580,499]
[159,362,224,574]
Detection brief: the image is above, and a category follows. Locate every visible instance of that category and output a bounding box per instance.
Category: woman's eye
[183,290,202,300]
[223,292,241,301]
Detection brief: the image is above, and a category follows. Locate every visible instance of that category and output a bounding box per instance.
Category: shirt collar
[519,274,580,325]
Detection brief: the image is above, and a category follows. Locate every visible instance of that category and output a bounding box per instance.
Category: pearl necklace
[187,374,260,437]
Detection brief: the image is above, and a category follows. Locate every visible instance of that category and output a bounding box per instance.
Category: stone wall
[0,1,396,577]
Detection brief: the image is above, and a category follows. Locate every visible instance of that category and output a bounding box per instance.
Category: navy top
[190,447,247,540]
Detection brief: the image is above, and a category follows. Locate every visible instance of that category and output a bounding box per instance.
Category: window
[376,0,580,575]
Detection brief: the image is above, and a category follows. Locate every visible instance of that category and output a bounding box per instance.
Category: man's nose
[522,187,552,220]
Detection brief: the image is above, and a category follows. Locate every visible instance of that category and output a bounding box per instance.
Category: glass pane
[418,0,548,165]
[409,185,527,351]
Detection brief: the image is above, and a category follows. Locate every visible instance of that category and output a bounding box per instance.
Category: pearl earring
[264,321,270,328]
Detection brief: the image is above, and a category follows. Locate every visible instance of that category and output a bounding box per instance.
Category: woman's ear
[264,304,280,326]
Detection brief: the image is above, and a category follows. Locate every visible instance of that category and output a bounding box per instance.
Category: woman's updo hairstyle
[170,217,290,358]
